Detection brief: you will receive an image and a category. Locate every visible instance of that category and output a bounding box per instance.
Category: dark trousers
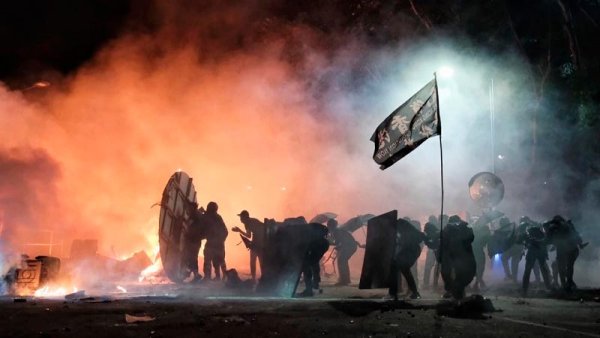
[501,245,522,281]
[336,250,353,284]
[389,261,418,296]
[556,248,579,290]
[204,245,226,280]
[182,240,202,277]
[423,249,440,288]
[522,253,552,293]
[441,254,476,298]
[473,246,486,283]
[250,249,263,280]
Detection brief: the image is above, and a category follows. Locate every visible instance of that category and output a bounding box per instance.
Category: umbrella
[339,214,376,232]
[309,212,337,224]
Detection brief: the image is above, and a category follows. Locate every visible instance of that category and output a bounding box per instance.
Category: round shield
[158,171,198,282]
[468,172,504,209]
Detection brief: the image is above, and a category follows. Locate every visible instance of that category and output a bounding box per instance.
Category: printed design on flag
[370,78,440,170]
[391,114,410,134]
[409,99,425,113]
[419,124,435,137]
[377,129,390,148]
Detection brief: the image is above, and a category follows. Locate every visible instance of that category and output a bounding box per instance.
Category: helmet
[498,217,512,228]
[327,218,338,228]
[237,210,249,218]
[448,215,463,225]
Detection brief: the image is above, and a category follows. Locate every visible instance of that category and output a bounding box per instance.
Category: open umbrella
[309,212,337,224]
[339,214,376,232]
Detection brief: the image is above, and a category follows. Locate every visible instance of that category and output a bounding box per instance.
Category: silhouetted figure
[233,210,266,281]
[422,217,441,290]
[440,215,476,299]
[388,218,430,300]
[297,223,330,297]
[497,217,521,282]
[181,202,206,281]
[519,219,553,296]
[517,216,543,284]
[545,215,584,292]
[471,218,491,290]
[203,201,228,280]
[328,219,358,286]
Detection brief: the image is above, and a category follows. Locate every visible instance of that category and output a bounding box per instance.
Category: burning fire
[34,286,78,298]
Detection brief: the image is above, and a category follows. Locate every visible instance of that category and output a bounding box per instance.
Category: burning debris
[5,255,61,296]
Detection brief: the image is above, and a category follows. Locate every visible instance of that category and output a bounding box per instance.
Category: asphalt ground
[1,282,599,338]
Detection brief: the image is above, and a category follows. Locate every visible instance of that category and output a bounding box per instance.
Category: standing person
[471,219,491,290]
[440,215,476,299]
[297,223,330,297]
[520,221,553,296]
[545,215,584,292]
[181,202,206,282]
[422,217,441,290]
[232,210,266,281]
[497,217,522,283]
[203,201,228,281]
[388,218,430,300]
[328,219,358,286]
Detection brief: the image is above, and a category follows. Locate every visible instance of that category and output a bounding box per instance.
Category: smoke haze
[0,1,597,283]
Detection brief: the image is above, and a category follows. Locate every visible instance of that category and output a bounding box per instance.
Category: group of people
[470,214,586,296]
[182,201,229,282]
[182,203,585,300]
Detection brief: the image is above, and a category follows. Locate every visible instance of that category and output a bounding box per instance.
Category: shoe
[383,294,398,301]
[410,292,421,299]
[442,291,452,299]
[295,289,314,297]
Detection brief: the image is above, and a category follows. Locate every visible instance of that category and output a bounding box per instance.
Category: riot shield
[359,210,398,289]
[256,222,314,297]
[158,171,198,282]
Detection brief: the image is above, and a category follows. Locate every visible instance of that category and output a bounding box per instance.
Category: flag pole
[434,72,444,263]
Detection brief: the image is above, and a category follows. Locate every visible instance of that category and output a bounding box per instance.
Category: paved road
[1,284,599,337]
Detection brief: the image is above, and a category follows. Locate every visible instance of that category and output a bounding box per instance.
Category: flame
[34,286,78,298]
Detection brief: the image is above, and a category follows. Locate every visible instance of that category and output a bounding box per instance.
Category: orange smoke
[1,1,426,279]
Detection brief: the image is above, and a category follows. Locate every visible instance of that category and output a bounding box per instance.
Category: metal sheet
[359,210,398,289]
[257,222,318,297]
[158,171,198,283]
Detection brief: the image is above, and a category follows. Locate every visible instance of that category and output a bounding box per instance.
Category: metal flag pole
[489,78,496,173]
[434,72,444,263]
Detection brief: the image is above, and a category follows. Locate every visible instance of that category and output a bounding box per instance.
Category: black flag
[370,78,440,170]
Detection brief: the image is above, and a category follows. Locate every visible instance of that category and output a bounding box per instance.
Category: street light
[438,66,455,79]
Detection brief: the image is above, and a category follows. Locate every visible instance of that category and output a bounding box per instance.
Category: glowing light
[34,286,78,298]
[497,154,504,160]
[494,254,500,262]
[116,285,127,293]
[280,186,287,191]
[438,66,455,78]
[139,256,163,282]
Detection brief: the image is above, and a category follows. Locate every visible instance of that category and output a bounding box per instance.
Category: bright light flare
[116,285,127,293]
[438,66,455,78]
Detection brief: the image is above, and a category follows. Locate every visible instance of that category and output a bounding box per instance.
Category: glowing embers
[138,257,168,283]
